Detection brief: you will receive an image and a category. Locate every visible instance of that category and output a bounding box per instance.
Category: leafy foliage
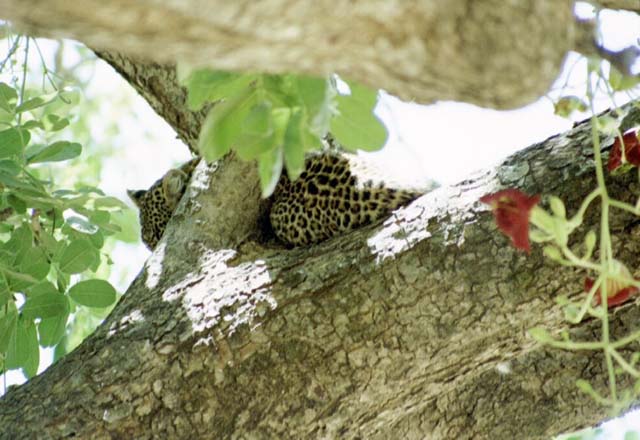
[179,68,388,196]
[0,39,127,379]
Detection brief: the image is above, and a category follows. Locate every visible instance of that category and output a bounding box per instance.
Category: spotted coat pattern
[127,158,199,250]
[269,153,422,246]
[129,153,425,249]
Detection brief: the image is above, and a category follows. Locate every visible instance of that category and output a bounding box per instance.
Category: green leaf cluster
[180,69,388,196]
[0,80,122,379]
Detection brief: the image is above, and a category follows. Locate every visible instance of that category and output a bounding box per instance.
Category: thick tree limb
[592,0,640,13]
[1,53,640,438]
[0,0,579,108]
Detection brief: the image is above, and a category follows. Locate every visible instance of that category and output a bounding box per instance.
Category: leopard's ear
[127,189,146,209]
[161,169,188,209]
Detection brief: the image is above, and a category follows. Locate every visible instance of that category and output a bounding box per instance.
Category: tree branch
[0,0,578,108]
[592,0,640,13]
[1,53,639,437]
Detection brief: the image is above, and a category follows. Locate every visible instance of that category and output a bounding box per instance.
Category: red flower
[584,277,639,307]
[607,129,640,171]
[480,189,540,253]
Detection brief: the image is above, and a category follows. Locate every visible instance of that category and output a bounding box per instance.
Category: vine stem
[587,72,617,403]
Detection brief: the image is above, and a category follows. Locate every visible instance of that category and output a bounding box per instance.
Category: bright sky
[2,4,640,437]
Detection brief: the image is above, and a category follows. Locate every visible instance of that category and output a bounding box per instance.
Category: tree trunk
[0,0,579,108]
[0,52,639,439]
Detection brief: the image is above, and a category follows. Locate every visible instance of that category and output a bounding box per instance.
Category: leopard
[127,157,200,250]
[128,152,433,249]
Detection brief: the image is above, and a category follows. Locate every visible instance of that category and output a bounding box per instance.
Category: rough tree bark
[0,0,579,108]
[0,51,639,439]
[1,2,640,439]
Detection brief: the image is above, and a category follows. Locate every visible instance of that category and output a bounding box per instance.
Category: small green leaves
[42,114,70,132]
[0,51,130,379]
[198,85,257,162]
[235,101,276,160]
[182,70,256,111]
[0,304,18,353]
[542,246,564,263]
[0,82,18,113]
[39,312,69,347]
[15,91,59,114]
[59,239,97,274]
[182,66,389,196]
[595,115,620,135]
[330,81,388,152]
[554,96,587,118]
[27,140,82,164]
[282,109,309,180]
[68,279,117,308]
[609,66,640,92]
[528,327,554,344]
[548,196,566,219]
[258,146,284,198]
[0,127,30,158]
[22,283,69,319]
[583,230,596,259]
[5,317,39,378]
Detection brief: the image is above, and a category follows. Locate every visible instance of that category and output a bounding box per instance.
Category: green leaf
[27,141,82,164]
[553,96,587,118]
[183,70,256,111]
[4,225,33,263]
[21,120,44,130]
[625,431,640,440]
[0,83,17,113]
[0,159,22,176]
[42,114,70,132]
[21,320,39,378]
[39,311,69,347]
[609,66,640,92]
[88,230,104,250]
[110,209,141,243]
[15,91,59,113]
[283,108,307,181]
[0,272,11,306]
[528,327,554,343]
[258,146,284,198]
[7,194,26,214]
[69,279,117,308]
[6,316,39,378]
[94,196,127,210]
[198,86,257,161]
[0,127,30,158]
[58,239,96,274]
[20,247,50,281]
[22,283,69,319]
[596,115,620,135]
[295,76,335,136]
[330,81,387,152]
[234,101,276,160]
[0,303,18,353]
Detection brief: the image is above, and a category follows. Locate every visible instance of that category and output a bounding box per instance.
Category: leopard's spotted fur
[269,153,424,246]
[129,153,430,249]
[127,157,199,250]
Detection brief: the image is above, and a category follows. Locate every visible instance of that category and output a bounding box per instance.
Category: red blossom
[584,277,640,308]
[607,129,640,171]
[480,189,540,253]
